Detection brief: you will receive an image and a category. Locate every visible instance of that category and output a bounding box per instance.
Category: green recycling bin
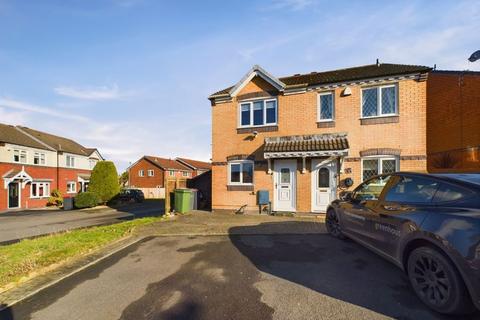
[174,189,192,213]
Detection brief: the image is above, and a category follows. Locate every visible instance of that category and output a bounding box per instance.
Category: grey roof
[0,123,51,151]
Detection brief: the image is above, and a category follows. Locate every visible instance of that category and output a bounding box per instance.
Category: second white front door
[273,159,296,212]
[311,159,337,212]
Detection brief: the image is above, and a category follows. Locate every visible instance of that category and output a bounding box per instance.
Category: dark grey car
[326,172,480,315]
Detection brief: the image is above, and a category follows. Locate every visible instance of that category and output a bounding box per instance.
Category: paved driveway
[2,222,477,320]
[0,200,164,244]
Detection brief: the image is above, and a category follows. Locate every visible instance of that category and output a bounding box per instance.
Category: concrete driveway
[0,200,164,244]
[2,220,477,320]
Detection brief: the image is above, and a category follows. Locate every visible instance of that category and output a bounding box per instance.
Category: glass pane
[381,86,396,114]
[230,164,241,183]
[320,94,333,120]
[32,184,37,197]
[362,159,379,181]
[433,184,473,203]
[382,159,397,174]
[280,168,290,183]
[385,176,439,203]
[253,101,264,125]
[354,176,390,201]
[318,168,330,188]
[242,162,253,183]
[241,104,250,126]
[362,88,378,117]
[265,101,276,124]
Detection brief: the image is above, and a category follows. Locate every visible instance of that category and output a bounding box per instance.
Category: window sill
[317,120,335,128]
[360,115,399,125]
[227,184,254,191]
[30,196,49,199]
[237,125,278,134]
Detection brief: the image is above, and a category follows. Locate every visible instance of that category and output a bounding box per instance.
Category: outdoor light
[342,87,352,96]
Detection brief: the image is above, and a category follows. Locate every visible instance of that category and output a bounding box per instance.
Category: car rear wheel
[407,246,474,315]
[326,209,345,239]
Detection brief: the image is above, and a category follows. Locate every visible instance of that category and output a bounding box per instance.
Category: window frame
[317,91,335,122]
[66,155,75,168]
[13,149,27,163]
[66,181,76,194]
[147,169,154,177]
[34,152,46,165]
[169,170,175,177]
[360,84,398,119]
[182,171,190,177]
[361,156,399,182]
[138,170,144,177]
[238,98,278,128]
[227,160,254,186]
[30,182,50,198]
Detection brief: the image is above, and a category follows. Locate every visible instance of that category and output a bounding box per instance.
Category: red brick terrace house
[0,123,103,211]
[128,156,193,189]
[209,63,480,214]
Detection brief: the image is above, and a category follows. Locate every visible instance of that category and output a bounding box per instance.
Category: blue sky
[0,0,479,172]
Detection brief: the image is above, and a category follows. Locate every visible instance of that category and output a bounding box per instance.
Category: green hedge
[74,192,100,209]
[88,161,120,204]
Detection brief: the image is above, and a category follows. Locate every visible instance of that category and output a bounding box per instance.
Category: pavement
[0,200,165,244]
[1,213,478,320]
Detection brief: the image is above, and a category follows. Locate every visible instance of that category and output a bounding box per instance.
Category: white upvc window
[13,149,27,163]
[138,170,144,177]
[238,98,277,128]
[228,160,254,185]
[182,171,190,177]
[318,92,334,121]
[169,170,175,177]
[66,155,75,168]
[89,159,97,169]
[147,169,154,177]
[361,84,398,118]
[66,181,76,194]
[361,156,399,181]
[34,152,46,165]
[31,182,50,198]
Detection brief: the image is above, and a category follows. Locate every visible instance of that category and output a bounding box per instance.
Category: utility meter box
[257,190,269,205]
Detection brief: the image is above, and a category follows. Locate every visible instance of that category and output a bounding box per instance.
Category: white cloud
[267,0,314,11]
[54,84,123,101]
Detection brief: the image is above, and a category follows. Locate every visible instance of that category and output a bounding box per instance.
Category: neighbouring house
[175,157,212,177]
[209,62,479,214]
[128,156,193,189]
[0,123,104,211]
[427,70,480,172]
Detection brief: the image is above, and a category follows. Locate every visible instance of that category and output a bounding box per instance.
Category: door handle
[383,205,400,211]
[275,183,278,189]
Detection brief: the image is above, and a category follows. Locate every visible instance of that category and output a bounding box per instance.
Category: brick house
[427,70,480,172]
[175,158,212,177]
[0,123,103,211]
[209,63,452,214]
[128,156,193,188]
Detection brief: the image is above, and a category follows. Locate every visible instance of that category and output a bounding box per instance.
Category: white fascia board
[229,65,286,97]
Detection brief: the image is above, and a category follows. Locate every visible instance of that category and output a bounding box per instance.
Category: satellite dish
[468,50,480,62]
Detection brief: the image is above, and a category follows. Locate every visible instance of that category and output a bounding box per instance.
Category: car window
[432,183,474,203]
[354,176,391,201]
[385,176,439,203]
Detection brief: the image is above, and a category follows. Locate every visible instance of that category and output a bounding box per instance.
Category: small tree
[88,161,120,204]
[119,171,129,187]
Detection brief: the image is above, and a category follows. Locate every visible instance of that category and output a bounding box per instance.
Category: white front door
[273,159,296,212]
[311,159,337,212]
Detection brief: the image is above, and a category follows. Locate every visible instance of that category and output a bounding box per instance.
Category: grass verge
[0,217,162,290]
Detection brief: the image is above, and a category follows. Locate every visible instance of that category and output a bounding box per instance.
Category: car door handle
[383,205,400,211]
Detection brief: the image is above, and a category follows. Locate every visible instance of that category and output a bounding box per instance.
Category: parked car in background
[326,172,480,315]
[116,189,145,203]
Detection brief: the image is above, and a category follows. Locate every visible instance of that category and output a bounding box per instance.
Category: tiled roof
[264,134,349,153]
[210,63,431,98]
[176,157,212,170]
[18,126,91,156]
[0,123,51,151]
[144,156,191,171]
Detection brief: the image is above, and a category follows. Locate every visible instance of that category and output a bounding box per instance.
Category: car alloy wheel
[326,209,344,239]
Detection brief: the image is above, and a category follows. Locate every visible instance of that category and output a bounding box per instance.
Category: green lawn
[0,217,162,290]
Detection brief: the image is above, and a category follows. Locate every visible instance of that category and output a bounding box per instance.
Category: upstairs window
[169,170,175,177]
[147,169,154,177]
[362,84,397,118]
[66,155,75,168]
[228,160,254,185]
[239,99,277,127]
[318,92,334,121]
[13,149,27,163]
[34,152,46,165]
[138,170,144,177]
[182,171,190,177]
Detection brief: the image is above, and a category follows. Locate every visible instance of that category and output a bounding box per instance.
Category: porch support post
[302,157,306,174]
[267,158,272,175]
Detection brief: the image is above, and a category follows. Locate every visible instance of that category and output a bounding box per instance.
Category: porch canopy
[2,166,33,189]
[264,133,349,173]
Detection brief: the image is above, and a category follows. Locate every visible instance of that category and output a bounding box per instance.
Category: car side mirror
[340,191,353,201]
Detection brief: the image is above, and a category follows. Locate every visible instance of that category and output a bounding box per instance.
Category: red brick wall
[128,159,165,188]
[0,162,93,211]
[427,72,480,172]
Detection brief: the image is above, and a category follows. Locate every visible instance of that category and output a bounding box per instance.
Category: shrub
[47,189,63,207]
[74,192,100,209]
[88,161,120,204]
